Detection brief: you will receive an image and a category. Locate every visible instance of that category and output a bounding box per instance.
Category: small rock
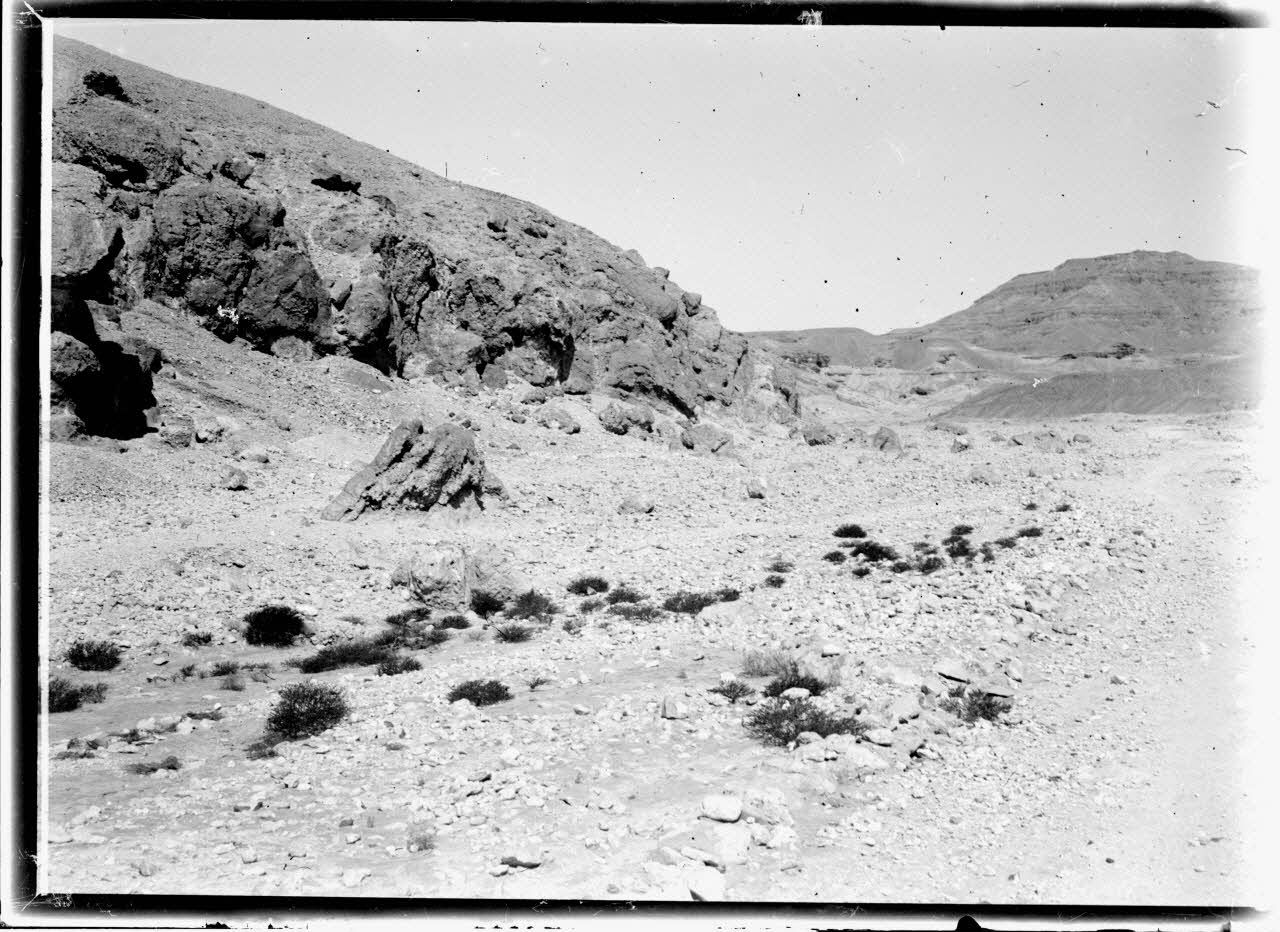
[700,795,743,823]
[746,477,768,499]
[863,727,895,747]
[619,495,655,515]
[660,696,688,720]
[341,868,371,887]
[219,466,248,490]
[685,863,726,900]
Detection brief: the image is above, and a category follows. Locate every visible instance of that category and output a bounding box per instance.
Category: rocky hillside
[919,251,1263,357]
[50,38,794,439]
[750,251,1262,369]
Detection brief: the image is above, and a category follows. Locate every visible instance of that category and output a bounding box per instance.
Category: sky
[52,20,1270,335]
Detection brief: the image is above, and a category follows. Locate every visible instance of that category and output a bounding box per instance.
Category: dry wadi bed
[41,313,1266,903]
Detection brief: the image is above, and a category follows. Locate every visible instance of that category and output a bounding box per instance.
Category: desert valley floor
[40,304,1268,904]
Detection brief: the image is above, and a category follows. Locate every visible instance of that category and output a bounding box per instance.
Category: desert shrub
[765,560,795,573]
[567,576,610,596]
[406,829,436,853]
[764,574,786,588]
[527,675,552,691]
[266,682,349,739]
[470,590,505,619]
[709,680,756,703]
[579,598,604,614]
[492,623,534,643]
[185,708,224,721]
[562,617,587,635]
[945,537,974,560]
[181,631,213,649]
[377,656,422,676]
[941,687,1012,723]
[66,639,121,672]
[833,524,867,539]
[742,649,798,678]
[918,556,945,574]
[178,664,196,679]
[385,606,433,628]
[242,605,307,647]
[716,587,741,602]
[610,603,664,621]
[995,536,1018,549]
[47,677,107,713]
[662,591,720,614]
[437,614,470,630]
[1110,342,1137,358]
[508,590,560,620]
[222,673,245,691]
[851,565,872,578]
[210,660,240,676]
[744,697,867,746]
[1016,526,1043,538]
[979,542,996,563]
[297,639,393,674]
[822,550,847,564]
[126,755,181,776]
[447,679,511,706]
[1023,502,1038,511]
[605,585,647,605]
[1053,503,1072,513]
[376,623,448,650]
[848,540,898,563]
[950,524,974,537]
[912,541,937,553]
[763,671,829,698]
[891,560,913,573]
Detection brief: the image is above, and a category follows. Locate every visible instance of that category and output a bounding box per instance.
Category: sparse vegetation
[492,622,534,643]
[578,598,604,614]
[716,587,741,602]
[833,524,867,539]
[851,565,872,578]
[848,540,899,563]
[744,697,867,746]
[527,675,552,691]
[605,584,647,605]
[47,677,107,713]
[508,590,560,620]
[222,673,245,691]
[762,671,830,698]
[385,606,433,628]
[710,680,756,703]
[940,686,1013,723]
[437,614,471,630]
[662,591,722,614]
[210,660,240,676]
[297,639,394,674]
[995,536,1018,549]
[469,590,505,619]
[945,537,974,560]
[242,605,307,647]
[1023,502,1038,511]
[741,649,798,678]
[764,574,786,588]
[766,559,795,573]
[562,617,587,635]
[950,524,974,536]
[265,682,350,739]
[406,829,436,853]
[126,755,181,776]
[375,622,448,650]
[567,575,610,596]
[979,542,996,562]
[609,603,664,621]
[1016,526,1044,538]
[66,639,122,672]
[918,556,945,574]
[185,708,224,721]
[447,679,511,706]
[890,560,913,573]
[181,631,213,649]
[1053,503,1072,513]
[377,655,422,676]
[822,550,847,564]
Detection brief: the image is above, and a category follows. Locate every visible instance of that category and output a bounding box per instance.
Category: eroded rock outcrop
[51,38,793,425]
[321,420,496,521]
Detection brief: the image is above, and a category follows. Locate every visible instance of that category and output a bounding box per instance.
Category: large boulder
[390,545,471,611]
[53,94,183,187]
[872,426,902,453]
[681,423,735,457]
[321,420,494,521]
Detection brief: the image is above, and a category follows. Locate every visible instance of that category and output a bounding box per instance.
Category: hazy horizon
[52,21,1268,335]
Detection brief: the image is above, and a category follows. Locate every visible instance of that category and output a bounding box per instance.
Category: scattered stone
[700,795,743,823]
[619,495,655,515]
[660,696,689,720]
[746,477,768,499]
